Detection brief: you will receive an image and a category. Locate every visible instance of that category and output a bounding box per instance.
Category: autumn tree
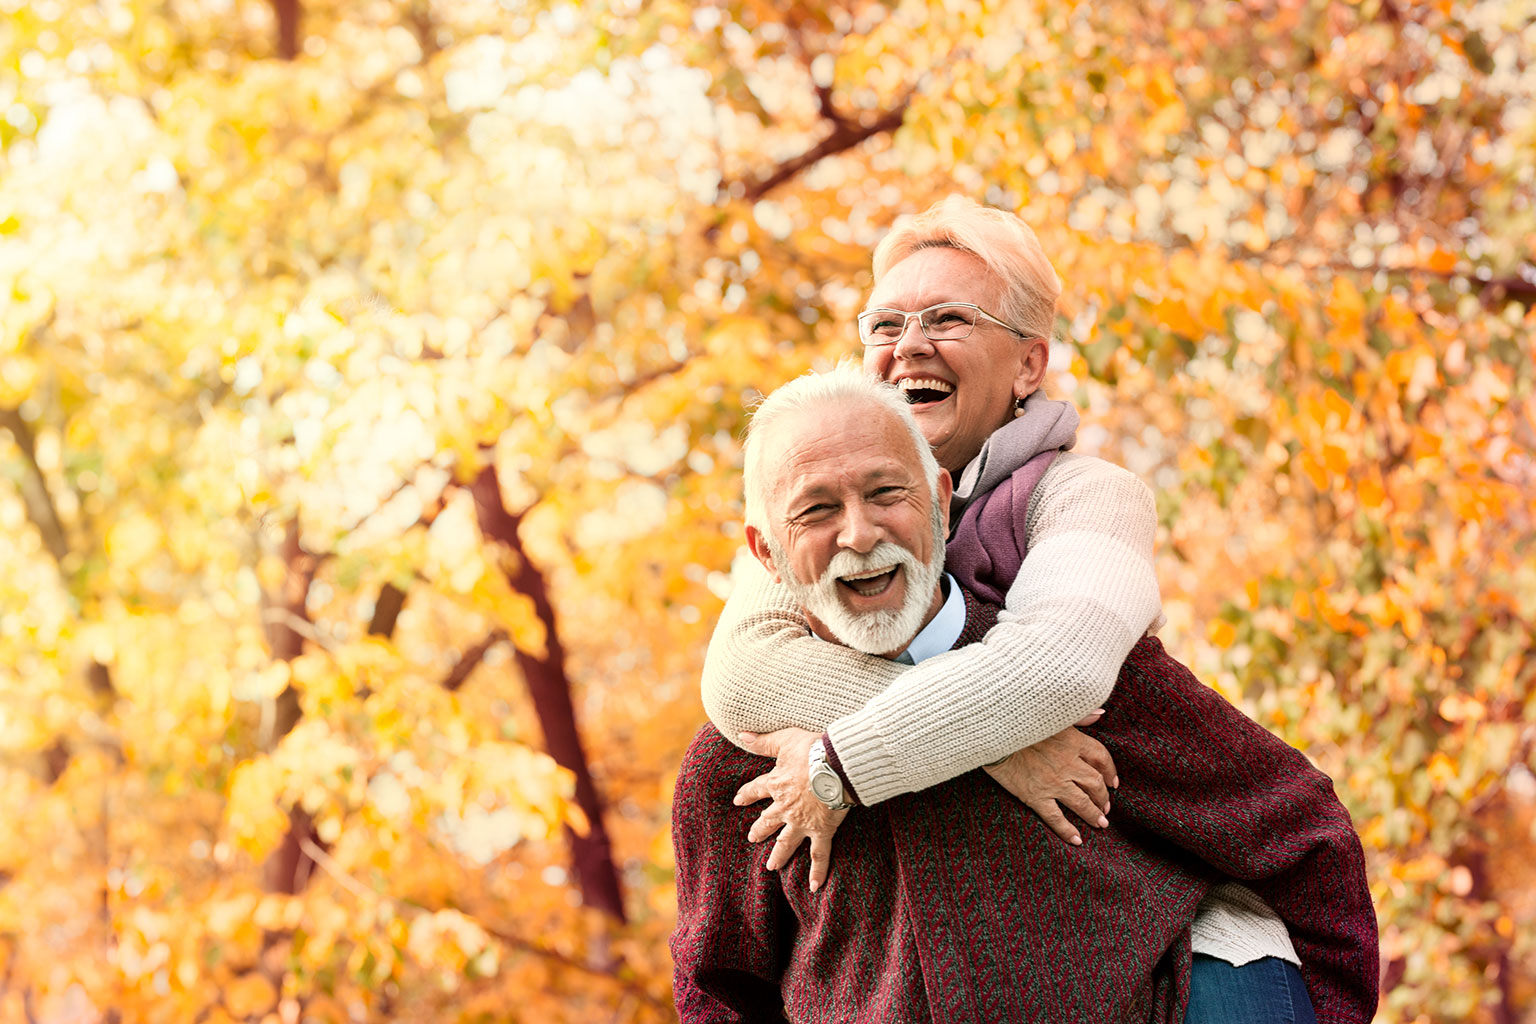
[0,1,1531,1022]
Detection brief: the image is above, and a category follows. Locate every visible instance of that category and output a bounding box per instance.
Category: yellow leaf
[1044,127,1075,163]
[226,758,288,860]
[1207,620,1237,648]
[224,973,276,1017]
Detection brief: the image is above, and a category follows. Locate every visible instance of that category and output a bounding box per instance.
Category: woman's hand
[985,723,1118,846]
[733,727,849,892]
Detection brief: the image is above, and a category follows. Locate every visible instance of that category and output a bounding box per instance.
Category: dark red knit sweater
[946,451,1379,1023]
[671,593,1208,1024]
[672,455,1377,1023]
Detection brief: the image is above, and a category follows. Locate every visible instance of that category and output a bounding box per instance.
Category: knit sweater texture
[673,592,1379,1022]
[674,592,1201,1024]
[946,451,1377,1016]
[702,401,1161,806]
[700,398,1297,965]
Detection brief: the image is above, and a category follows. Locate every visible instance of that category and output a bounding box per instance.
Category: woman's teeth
[898,378,955,404]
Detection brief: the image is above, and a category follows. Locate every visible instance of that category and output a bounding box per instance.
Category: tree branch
[0,407,69,565]
[469,465,626,922]
[440,629,506,692]
[727,90,913,203]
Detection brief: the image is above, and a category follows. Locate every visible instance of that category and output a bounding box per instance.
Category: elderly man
[670,366,1372,1023]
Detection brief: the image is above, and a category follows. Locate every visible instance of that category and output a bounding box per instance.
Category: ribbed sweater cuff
[819,733,860,805]
[825,712,905,807]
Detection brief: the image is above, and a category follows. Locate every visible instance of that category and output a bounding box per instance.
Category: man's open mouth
[838,565,900,598]
[897,377,954,407]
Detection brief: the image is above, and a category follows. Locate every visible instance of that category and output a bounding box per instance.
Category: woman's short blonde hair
[871,195,1062,342]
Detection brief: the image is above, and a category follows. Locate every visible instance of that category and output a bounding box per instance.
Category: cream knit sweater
[701,450,1299,968]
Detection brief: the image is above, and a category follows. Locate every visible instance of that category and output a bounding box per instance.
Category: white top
[702,450,1297,967]
[898,574,964,665]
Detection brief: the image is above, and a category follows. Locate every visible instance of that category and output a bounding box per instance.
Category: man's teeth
[840,566,898,596]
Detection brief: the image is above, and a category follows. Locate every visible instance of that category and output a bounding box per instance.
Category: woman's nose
[891,316,934,359]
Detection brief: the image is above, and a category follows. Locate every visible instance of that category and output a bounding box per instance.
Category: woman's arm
[699,555,907,740]
[702,453,1162,806]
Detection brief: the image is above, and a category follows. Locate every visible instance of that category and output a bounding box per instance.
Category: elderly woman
[700,197,1374,1023]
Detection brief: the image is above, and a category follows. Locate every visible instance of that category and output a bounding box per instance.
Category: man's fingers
[1074,708,1105,728]
[733,775,772,806]
[737,731,772,756]
[1028,799,1083,846]
[807,832,836,892]
[765,828,807,871]
[746,811,783,844]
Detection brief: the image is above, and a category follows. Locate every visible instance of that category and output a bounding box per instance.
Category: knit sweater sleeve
[701,453,1164,807]
[700,557,908,739]
[671,728,794,1023]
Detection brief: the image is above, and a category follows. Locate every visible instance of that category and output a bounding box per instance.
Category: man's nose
[837,503,881,554]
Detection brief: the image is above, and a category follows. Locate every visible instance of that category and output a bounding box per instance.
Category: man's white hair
[742,361,940,532]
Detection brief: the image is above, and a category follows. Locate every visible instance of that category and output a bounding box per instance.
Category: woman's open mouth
[838,566,900,598]
[898,377,954,408]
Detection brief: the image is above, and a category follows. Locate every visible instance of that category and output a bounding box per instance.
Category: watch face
[810,771,842,803]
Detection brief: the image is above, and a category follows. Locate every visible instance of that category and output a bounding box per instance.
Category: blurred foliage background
[0,0,1532,1021]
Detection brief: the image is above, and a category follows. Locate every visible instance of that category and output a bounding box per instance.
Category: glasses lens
[859,310,909,344]
[920,305,978,340]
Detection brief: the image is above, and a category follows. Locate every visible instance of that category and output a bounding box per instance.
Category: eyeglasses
[856,302,1033,346]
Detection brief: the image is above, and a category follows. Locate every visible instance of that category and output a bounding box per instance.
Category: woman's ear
[1012,336,1050,401]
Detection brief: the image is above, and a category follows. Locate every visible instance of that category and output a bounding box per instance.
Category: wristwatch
[807,738,853,811]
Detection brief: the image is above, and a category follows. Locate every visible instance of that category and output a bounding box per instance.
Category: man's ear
[936,468,953,527]
[744,524,784,583]
[1012,336,1050,402]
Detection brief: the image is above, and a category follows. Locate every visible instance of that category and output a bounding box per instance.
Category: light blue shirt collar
[898,574,964,665]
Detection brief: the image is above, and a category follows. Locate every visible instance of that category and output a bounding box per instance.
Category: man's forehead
[762,403,923,500]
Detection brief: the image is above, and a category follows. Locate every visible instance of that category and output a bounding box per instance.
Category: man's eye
[871,487,905,501]
[797,503,834,518]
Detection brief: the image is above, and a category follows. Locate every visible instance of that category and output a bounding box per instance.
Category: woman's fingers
[1027,798,1083,846]
[1080,739,1119,790]
[1073,763,1111,812]
[806,819,844,892]
[1058,784,1110,829]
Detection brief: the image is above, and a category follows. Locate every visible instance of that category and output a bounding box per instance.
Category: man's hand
[984,724,1118,846]
[733,727,849,892]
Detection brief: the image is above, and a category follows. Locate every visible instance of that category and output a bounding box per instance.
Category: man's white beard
[770,504,946,656]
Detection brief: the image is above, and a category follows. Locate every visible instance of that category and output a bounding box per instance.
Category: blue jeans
[1185,954,1318,1024]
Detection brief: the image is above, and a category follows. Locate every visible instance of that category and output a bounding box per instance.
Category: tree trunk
[469,465,626,921]
[261,520,323,894]
[271,0,301,60]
